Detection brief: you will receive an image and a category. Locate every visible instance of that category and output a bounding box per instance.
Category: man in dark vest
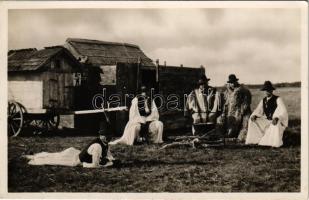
[24,109,115,167]
[78,133,114,168]
[245,81,288,147]
[24,118,115,167]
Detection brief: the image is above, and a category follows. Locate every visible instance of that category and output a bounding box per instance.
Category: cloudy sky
[8,8,301,86]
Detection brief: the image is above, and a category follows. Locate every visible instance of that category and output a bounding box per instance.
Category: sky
[8,8,301,86]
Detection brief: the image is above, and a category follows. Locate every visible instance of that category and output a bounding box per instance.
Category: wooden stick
[73,106,127,115]
[160,141,193,149]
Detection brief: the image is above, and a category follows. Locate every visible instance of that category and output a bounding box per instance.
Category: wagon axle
[8,101,60,137]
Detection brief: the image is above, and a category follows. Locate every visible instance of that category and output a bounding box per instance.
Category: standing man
[184,75,224,135]
[223,74,252,142]
[245,81,288,147]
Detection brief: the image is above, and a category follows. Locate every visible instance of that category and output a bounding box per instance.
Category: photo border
[0,1,307,199]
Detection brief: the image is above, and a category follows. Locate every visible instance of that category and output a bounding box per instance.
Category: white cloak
[245,97,288,147]
[109,97,163,145]
[24,144,114,168]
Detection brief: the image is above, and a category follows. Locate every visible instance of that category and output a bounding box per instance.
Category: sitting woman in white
[109,86,163,145]
[24,135,114,168]
[245,81,288,147]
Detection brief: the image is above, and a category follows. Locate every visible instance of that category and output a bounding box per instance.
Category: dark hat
[227,74,239,83]
[197,75,210,85]
[261,81,276,91]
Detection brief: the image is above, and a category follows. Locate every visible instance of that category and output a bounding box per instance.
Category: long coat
[245,96,288,147]
[109,97,163,145]
[184,87,224,135]
[224,84,252,140]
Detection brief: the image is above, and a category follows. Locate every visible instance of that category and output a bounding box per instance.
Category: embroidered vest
[263,95,278,120]
[78,138,108,164]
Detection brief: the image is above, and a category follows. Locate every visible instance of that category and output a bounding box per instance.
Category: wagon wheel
[17,103,31,127]
[7,101,24,137]
[30,114,60,134]
[44,114,60,132]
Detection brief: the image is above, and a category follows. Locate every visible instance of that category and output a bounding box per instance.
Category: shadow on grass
[113,159,211,168]
[283,118,301,147]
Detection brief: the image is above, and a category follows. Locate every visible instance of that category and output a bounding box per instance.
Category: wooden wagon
[7,46,83,136]
[8,38,206,137]
[7,46,129,137]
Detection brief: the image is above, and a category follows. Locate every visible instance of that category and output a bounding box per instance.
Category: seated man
[245,81,288,147]
[109,85,163,145]
[24,134,115,168]
[184,75,224,136]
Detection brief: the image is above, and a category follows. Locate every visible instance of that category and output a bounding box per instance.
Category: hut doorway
[140,69,157,92]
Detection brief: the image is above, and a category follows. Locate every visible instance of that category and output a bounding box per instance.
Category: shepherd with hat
[223,74,252,142]
[184,74,224,135]
[245,81,288,147]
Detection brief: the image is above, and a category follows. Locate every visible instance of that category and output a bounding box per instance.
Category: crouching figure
[109,85,163,145]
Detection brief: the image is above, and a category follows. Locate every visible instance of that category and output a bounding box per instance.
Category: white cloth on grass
[109,97,163,145]
[26,147,81,167]
[245,97,288,147]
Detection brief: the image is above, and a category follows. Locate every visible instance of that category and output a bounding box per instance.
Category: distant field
[250,87,300,120]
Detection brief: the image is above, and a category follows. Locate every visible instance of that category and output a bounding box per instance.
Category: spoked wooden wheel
[29,114,60,134]
[8,101,24,137]
[44,114,60,131]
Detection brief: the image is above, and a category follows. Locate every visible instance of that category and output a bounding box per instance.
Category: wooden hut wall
[8,72,44,110]
[42,54,81,110]
[73,65,118,133]
[113,63,139,136]
[158,65,205,111]
[158,66,205,131]
[8,72,42,81]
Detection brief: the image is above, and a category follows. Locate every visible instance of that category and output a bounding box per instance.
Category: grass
[7,87,301,192]
[8,137,300,192]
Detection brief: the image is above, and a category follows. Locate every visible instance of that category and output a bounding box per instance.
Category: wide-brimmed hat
[227,74,239,83]
[261,81,276,91]
[197,75,210,85]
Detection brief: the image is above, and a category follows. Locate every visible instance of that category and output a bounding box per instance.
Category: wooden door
[114,63,139,136]
[48,72,59,109]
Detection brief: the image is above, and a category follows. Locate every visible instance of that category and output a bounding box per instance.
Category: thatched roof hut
[8,46,82,111]
[64,38,155,67]
[8,46,81,72]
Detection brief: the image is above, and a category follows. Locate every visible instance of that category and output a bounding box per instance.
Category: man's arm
[251,100,264,121]
[272,97,289,127]
[82,143,102,168]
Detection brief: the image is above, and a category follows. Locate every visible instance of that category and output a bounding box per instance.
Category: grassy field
[8,87,301,192]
